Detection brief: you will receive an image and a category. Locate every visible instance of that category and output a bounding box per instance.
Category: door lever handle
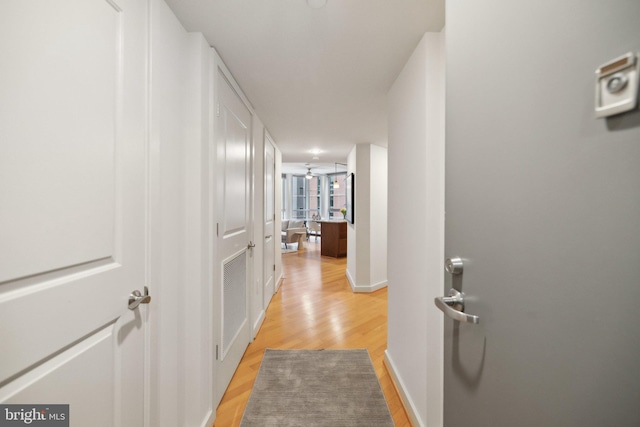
[247,241,256,249]
[434,289,479,324]
[265,235,272,239]
[129,286,151,310]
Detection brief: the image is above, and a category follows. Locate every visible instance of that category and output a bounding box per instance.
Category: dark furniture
[319,221,347,258]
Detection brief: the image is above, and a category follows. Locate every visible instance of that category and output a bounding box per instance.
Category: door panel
[0,0,148,425]
[444,1,640,426]
[215,67,252,404]
[264,135,276,305]
[0,0,117,284]
[2,324,121,424]
[222,111,249,234]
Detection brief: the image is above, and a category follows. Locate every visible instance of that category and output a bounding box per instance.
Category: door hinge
[273,264,276,272]
[216,223,219,237]
[216,103,220,117]
[216,345,219,360]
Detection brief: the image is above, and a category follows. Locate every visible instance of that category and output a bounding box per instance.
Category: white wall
[149,1,214,426]
[320,176,331,219]
[182,32,216,427]
[346,147,358,284]
[149,1,186,425]
[282,174,293,220]
[386,31,445,427]
[369,145,388,288]
[346,143,388,293]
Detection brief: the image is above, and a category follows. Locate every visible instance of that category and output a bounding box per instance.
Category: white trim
[346,269,387,293]
[199,410,215,427]
[384,350,426,427]
[275,273,284,292]
[252,309,265,338]
[345,268,355,290]
[143,1,152,425]
[206,46,220,410]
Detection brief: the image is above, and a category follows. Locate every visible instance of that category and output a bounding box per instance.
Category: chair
[307,220,321,241]
[281,220,307,249]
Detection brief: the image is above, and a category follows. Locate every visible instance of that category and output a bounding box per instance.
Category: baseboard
[346,270,388,293]
[252,309,265,339]
[346,269,356,291]
[384,350,425,427]
[199,409,214,427]
[355,279,387,293]
[275,273,284,292]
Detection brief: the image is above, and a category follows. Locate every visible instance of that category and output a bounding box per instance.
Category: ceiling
[164,0,445,165]
[281,162,347,176]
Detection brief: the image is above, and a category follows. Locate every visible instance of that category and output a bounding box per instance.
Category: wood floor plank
[213,241,411,427]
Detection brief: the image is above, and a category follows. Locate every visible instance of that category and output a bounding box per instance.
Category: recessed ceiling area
[281,162,347,176]
[164,0,445,164]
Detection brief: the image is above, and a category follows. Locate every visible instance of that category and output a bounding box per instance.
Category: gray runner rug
[240,349,395,427]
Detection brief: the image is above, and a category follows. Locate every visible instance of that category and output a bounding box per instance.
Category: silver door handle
[434,289,479,324]
[265,235,272,239]
[129,286,151,310]
[247,241,256,249]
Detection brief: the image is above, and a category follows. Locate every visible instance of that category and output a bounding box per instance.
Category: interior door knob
[128,286,151,310]
[445,257,464,275]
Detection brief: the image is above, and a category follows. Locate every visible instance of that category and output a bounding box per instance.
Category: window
[289,175,321,219]
[328,173,347,219]
[281,174,287,219]
[308,176,320,218]
[291,175,305,219]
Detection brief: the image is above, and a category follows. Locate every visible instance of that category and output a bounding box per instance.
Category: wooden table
[318,220,347,257]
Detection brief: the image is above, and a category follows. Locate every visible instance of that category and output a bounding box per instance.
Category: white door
[263,135,276,306]
[214,66,253,405]
[0,0,148,426]
[442,1,640,426]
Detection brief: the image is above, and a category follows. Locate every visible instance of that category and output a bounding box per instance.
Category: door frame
[263,131,277,309]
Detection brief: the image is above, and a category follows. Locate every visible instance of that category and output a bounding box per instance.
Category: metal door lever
[247,241,256,249]
[265,235,272,239]
[129,286,151,310]
[434,289,479,324]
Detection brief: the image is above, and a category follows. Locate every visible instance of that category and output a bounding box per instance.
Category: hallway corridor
[214,241,410,426]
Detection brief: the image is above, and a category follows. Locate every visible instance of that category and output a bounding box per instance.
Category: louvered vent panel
[222,251,246,358]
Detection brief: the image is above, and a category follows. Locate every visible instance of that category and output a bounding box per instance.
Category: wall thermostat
[595,52,639,118]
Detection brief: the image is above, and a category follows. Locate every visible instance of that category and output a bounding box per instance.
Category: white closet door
[0,0,149,426]
[263,135,276,306]
[214,65,253,406]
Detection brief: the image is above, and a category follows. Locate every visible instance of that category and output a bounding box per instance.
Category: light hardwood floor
[213,240,411,427]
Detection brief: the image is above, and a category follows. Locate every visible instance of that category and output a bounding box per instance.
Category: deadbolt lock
[445,257,464,275]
